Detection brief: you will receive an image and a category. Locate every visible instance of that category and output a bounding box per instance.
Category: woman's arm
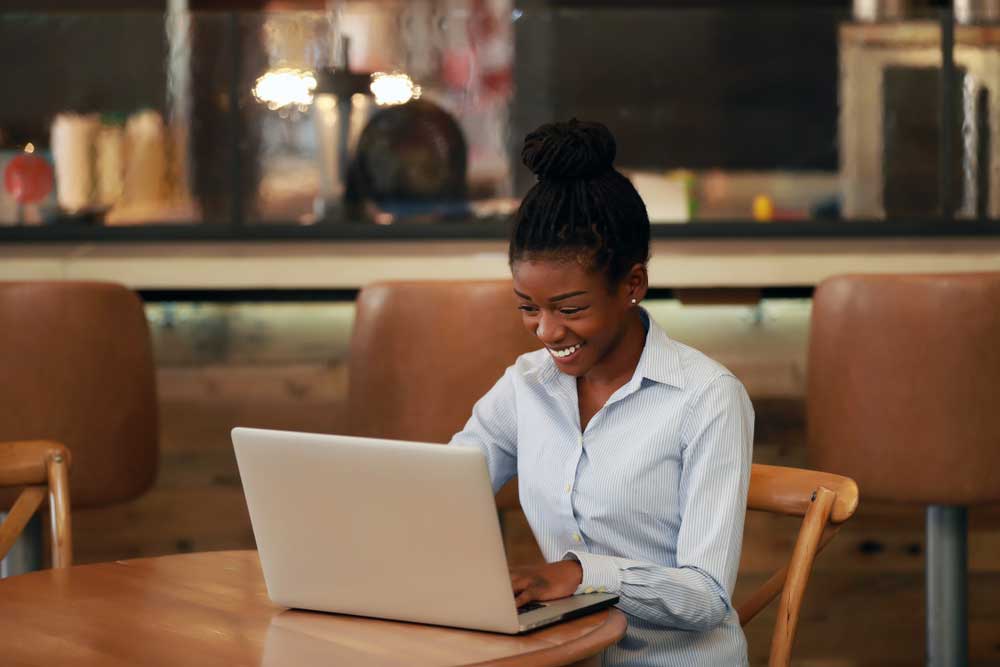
[565,374,754,631]
[449,366,520,493]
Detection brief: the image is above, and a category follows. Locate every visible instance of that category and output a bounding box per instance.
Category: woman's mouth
[548,342,583,362]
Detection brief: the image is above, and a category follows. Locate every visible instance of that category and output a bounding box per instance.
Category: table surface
[0,550,627,667]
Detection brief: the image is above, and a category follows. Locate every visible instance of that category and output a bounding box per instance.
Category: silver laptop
[232,427,618,634]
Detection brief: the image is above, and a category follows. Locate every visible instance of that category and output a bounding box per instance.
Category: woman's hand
[510,560,583,607]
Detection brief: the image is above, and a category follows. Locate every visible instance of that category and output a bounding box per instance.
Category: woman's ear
[626,264,649,304]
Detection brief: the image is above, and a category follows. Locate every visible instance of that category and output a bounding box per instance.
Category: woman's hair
[508,119,650,286]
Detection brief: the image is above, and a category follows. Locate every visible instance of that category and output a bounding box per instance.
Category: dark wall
[513,6,843,174]
[0,13,167,144]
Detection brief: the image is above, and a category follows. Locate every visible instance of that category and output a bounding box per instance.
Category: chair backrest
[737,463,859,667]
[0,282,158,510]
[807,272,1000,505]
[346,280,538,507]
[0,440,72,568]
[346,280,539,442]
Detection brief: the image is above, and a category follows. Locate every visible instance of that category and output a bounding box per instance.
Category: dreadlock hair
[509,119,650,288]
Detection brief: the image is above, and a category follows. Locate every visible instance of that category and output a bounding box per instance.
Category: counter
[3,237,999,293]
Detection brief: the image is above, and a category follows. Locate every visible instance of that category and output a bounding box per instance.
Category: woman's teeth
[550,343,582,358]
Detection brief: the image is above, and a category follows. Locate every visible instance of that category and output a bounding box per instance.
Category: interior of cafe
[1,1,998,665]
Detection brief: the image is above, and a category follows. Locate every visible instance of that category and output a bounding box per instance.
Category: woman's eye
[518,304,538,314]
[560,307,585,315]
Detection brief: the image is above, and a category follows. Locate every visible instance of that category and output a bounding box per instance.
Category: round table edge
[462,608,628,667]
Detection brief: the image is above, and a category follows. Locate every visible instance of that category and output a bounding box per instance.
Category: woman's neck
[577,308,647,391]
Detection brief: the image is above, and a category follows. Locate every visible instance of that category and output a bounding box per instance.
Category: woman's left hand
[510,560,583,607]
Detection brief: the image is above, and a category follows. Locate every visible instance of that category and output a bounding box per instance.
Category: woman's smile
[548,342,585,361]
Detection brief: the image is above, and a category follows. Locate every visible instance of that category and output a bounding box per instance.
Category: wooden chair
[737,463,859,667]
[0,440,72,569]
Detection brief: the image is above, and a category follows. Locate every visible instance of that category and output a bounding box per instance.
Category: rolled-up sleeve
[564,374,754,631]
[449,367,519,493]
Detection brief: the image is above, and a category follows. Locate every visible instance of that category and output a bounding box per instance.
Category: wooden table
[0,550,627,667]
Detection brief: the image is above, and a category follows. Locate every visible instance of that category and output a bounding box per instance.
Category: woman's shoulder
[667,337,746,395]
[510,347,555,382]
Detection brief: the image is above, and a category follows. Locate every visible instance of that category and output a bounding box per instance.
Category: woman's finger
[514,586,540,607]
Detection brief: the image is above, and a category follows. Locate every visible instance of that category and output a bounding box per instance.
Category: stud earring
[630,298,638,305]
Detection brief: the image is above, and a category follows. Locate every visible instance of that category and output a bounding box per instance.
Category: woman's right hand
[510,560,583,607]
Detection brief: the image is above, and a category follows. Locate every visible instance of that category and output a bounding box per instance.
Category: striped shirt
[450,310,754,666]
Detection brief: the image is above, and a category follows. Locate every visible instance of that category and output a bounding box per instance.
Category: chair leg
[0,513,43,578]
[926,505,968,667]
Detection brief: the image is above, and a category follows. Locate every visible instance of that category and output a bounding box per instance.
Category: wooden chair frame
[737,463,859,667]
[0,440,72,569]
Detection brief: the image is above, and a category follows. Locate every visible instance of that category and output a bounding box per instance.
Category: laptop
[231,427,619,634]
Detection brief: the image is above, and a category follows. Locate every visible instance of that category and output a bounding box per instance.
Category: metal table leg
[926,505,968,667]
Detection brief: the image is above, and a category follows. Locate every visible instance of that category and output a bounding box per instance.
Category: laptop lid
[232,427,522,633]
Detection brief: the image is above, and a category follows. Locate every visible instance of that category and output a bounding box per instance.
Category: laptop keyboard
[517,601,546,614]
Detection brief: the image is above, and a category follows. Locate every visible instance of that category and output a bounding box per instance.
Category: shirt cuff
[562,550,621,595]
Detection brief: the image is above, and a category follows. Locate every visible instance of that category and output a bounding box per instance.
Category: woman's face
[512,256,641,378]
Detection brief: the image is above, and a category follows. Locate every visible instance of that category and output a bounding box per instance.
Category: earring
[630,298,638,305]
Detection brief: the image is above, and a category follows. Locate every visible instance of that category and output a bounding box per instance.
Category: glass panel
[242,2,515,225]
[0,5,989,230]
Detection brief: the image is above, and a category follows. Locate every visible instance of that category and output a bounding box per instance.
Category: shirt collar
[533,307,686,390]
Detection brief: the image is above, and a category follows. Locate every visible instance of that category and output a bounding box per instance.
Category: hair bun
[521,119,616,181]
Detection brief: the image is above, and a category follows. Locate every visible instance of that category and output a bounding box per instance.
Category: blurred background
[2,0,996,230]
[2,2,999,665]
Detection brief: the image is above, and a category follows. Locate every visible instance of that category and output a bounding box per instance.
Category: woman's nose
[535,312,564,343]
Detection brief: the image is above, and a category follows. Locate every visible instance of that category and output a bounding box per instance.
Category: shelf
[1,218,999,243]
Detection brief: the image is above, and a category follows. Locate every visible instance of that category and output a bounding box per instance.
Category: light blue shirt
[450,310,754,666]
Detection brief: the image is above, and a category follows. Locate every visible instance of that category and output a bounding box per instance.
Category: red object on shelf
[3,152,54,205]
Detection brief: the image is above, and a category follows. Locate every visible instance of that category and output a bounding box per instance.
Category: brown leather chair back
[346,280,539,444]
[0,282,158,509]
[807,273,1000,505]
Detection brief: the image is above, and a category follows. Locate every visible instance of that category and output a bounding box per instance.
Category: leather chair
[345,280,539,509]
[0,282,158,571]
[807,272,1000,667]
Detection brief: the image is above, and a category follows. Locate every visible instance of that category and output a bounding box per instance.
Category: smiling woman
[512,259,648,431]
[449,119,756,667]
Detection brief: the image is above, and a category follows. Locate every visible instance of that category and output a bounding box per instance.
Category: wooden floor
[66,300,1000,666]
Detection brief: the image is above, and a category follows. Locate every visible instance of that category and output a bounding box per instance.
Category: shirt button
[578,435,583,446]
[584,587,595,594]
[564,483,572,493]
[572,533,582,543]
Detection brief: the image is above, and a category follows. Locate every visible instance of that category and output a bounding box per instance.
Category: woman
[450,119,754,666]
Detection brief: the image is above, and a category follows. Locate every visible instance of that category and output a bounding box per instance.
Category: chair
[736,464,859,667]
[807,272,1000,666]
[0,441,72,568]
[0,282,158,572]
[345,280,539,509]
